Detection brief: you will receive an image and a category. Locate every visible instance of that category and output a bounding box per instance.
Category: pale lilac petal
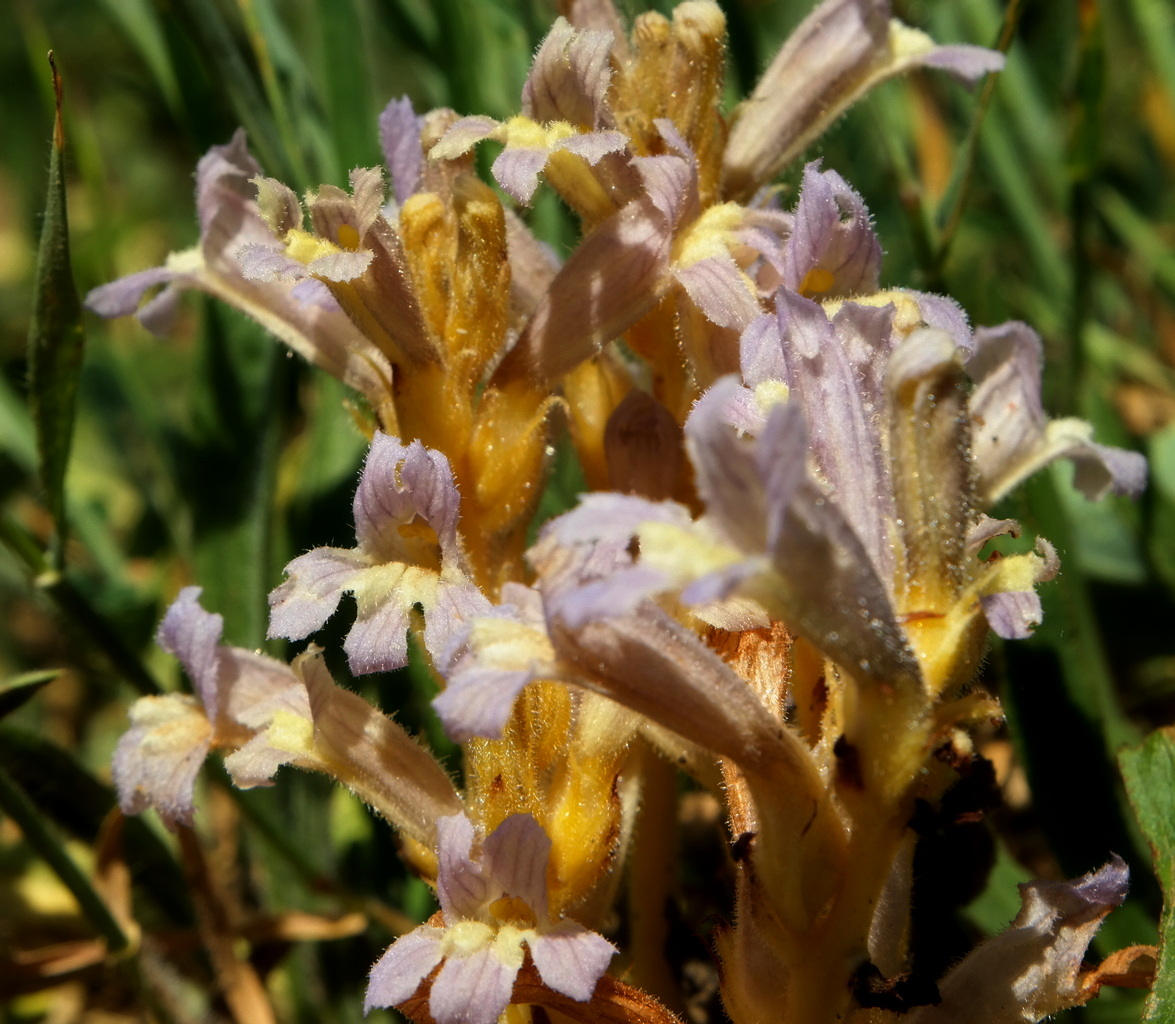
[433,666,537,742]
[492,147,551,205]
[554,565,669,630]
[482,814,551,917]
[365,927,446,1011]
[430,116,501,162]
[112,695,212,828]
[424,579,497,673]
[556,130,627,162]
[631,153,695,225]
[675,256,761,330]
[354,435,461,562]
[527,922,616,1001]
[980,590,1044,640]
[544,493,690,548]
[251,175,302,235]
[783,163,881,297]
[900,289,972,354]
[380,96,425,205]
[236,242,307,281]
[739,312,787,388]
[774,292,893,568]
[344,580,412,675]
[289,277,340,309]
[968,322,1147,503]
[267,547,368,641]
[683,382,772,554]
[723,0,887,199]
[437,814,494,919]
[1071,440,1147,500]
[523,19,614,128]
[156,587,224,718]
[136,285,184,335]
[921,44,1007,84]
[429,947,519,1024]
[85,266,176,318]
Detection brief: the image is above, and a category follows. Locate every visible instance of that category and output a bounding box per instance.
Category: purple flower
[268,433,474,676]
[365,814,615,1024]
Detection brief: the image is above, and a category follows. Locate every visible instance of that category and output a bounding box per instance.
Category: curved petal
[156,587,224,718]
[429,946,519,1024]
[267,547,368,641]
[527,921,616,1001]
[112,695,212,828]
[365,927,446,1011]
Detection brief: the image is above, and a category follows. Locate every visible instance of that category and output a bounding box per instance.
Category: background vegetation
[2,0,1174,1021]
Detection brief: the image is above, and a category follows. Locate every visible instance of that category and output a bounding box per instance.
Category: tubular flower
[114,589,461,845]
[365,813,616,1024]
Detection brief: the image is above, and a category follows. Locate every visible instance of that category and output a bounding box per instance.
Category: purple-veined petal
[496,196,673,384]
[380,96,425,205]
[342,565,415,675]
[433,665,538,743]
[156,587,224,719]
[980,590,1044,640]
[674,256,762,331]
[527,921,616,1002]
[482,814,551,918]
[365,927,446,1011]
[782,163,881,298]
[354,435,461,563]
[267,547,368,641]
[437,814,495,919]
[429,945,520,1024]
[237,242,306,281]
[492,147,552,205]
[522,18,614,129]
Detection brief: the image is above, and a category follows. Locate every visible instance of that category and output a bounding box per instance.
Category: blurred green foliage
[2,0,1174,1021]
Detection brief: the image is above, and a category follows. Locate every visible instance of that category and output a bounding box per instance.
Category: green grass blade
[0,762,129,953]
[27,55,85,571]
[1119,728,1175,1021]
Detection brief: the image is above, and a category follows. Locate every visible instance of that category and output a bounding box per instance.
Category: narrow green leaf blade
[27,54,85,570]
[1119,728,1175,1021]
[0,670,60,720]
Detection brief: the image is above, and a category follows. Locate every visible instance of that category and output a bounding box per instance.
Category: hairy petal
[429,946,520,1024]
[366,927,445,1012]
[112,695,212,828]
[527,922,616,1001]
[156,586,224,718]
[968,322,1147,504]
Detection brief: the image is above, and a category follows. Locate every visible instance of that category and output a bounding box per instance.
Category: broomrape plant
[82,1,1153,1022]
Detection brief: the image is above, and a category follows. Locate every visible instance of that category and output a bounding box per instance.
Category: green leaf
[1119,727,1175,1021]
[27,54,86,571]
[0,670,60,720]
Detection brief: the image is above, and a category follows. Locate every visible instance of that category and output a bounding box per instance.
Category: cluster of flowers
[88,1,1147,1022]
